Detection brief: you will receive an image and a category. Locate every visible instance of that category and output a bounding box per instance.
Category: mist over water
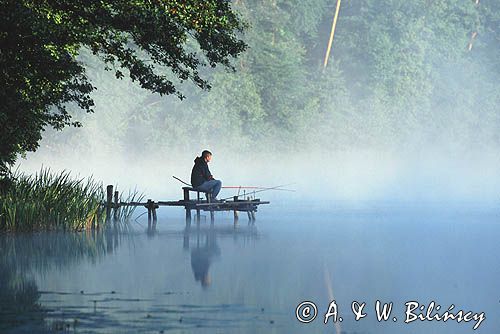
[19,141,500,206]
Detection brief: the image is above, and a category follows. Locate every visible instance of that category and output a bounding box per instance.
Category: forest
[33,0,500,160]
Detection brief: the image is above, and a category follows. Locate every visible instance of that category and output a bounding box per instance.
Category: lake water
[1,202,499,333]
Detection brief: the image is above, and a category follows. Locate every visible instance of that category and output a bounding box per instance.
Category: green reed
[0,169,140,232]
[116,187,144,221]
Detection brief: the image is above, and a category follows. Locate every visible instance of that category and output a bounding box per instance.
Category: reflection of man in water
[190,150,222,200]
[190,227,220,288]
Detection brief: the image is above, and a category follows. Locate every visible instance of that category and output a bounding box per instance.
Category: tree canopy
[107,0,497,153]
[0,0,246,175]
[4,0,500,175]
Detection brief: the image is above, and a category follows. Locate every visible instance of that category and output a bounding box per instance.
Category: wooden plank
[194,201,269,207]
[114,200,269,207]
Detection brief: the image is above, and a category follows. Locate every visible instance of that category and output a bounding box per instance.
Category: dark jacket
[191,157,213,187]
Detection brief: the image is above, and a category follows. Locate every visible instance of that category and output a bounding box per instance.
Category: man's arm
[204,164,214,180]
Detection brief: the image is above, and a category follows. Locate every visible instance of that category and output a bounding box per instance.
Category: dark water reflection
[1,203,500,333]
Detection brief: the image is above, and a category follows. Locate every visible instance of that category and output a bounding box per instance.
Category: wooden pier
[104,185,269,224]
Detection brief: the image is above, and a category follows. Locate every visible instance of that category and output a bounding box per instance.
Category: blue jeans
[196,180,222,199]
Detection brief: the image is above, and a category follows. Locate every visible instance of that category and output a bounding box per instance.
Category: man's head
[202,150,212,163]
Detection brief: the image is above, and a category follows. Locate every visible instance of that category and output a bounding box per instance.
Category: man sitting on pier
[191,150,222,201]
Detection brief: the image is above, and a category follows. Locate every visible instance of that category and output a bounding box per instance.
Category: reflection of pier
[104,185,270,224]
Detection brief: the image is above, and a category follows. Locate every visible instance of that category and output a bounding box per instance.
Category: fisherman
[191,150,222,200]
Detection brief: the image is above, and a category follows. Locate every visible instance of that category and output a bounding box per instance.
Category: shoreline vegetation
[0,168,141,233]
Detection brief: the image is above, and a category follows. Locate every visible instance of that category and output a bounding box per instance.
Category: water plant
[0,168,140,232]
[115,187,144,221]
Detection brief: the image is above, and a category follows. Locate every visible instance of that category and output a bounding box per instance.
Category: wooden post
[106,185,113,221]
[196,191,201,223]
[233,196,239,222]
[183,188,191,222]
[147,199,152,224]
[113,190,119,220]
[152,202,158,222]
[208,193,214,223]
[246,196,252,220]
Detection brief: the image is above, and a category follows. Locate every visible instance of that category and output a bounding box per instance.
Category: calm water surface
[1,202,499,333]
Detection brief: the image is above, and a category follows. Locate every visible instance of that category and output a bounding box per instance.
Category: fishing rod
[172,175,191,186]
[220,183,296,201]
[172,176,295,192]
[222,186,294,192]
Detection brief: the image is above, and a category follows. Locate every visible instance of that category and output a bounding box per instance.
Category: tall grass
[115,187,144,221]
[0,168,140,232]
